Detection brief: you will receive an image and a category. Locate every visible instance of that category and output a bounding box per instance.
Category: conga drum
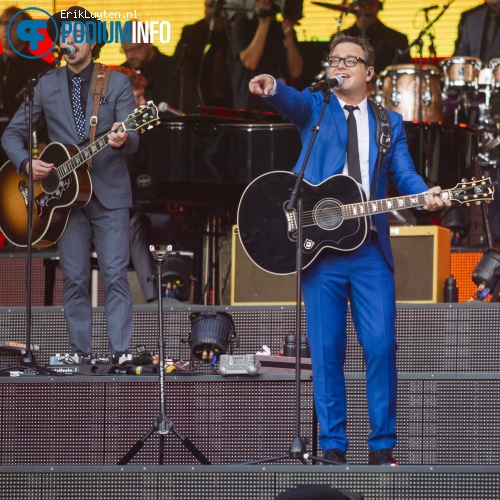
[378,64,443,122]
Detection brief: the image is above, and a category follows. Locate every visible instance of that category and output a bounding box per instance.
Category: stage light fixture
[188,311,237,363]
[161,253,193,302]
[471,250,500,301]
[441,206,470,246]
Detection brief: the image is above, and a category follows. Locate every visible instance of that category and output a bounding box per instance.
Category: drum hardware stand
[472,136,500,301]
[397,0,457,122]
[0,55,65,376]
[117,245,211,465]
[240,87,339,466]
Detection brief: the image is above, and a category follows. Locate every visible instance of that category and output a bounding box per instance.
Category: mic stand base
[117,245,210,466]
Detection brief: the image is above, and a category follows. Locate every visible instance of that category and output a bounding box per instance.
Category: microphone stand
[242,87,340,466]
[0,55,63,376]
[395,0,456,122]
[117,245,210,465]
[348,0,367,38]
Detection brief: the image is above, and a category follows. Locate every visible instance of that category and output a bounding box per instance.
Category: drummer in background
[454,0,500,61]
[335,0,412,75]
[453,0,500,247]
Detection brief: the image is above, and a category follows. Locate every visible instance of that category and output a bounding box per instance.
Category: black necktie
[344,105,361,184]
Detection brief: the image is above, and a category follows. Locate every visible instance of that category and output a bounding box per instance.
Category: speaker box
[390,225,450,303]
[231,225,451,305]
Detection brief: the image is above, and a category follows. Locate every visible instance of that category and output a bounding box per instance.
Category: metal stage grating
[0,304,500,372]
[0,376,500,467]
[0,466,499,499]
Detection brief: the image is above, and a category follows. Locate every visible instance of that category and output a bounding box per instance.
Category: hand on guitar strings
[423,186,451,211]
[25,159,53,180]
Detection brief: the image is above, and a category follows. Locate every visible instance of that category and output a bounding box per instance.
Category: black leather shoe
[323,448,347,465]
[368,449,398,466]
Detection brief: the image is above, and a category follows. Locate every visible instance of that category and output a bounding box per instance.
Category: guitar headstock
[124,101,160,133]
[449,177,497,204]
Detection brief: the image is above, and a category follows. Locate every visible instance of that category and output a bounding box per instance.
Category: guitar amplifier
[231,225,451,305]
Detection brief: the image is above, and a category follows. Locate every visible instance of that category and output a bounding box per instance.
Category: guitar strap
[87,62,111,168]
[367,99,391,201]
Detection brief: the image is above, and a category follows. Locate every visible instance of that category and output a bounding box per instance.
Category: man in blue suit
[2,6,139,362]
[249,33,450,465]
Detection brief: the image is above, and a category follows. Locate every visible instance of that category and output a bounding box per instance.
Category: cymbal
[311,2,351,13]
[311,2,375,16]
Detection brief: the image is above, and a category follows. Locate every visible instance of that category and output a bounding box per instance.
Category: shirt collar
[67,61,94,82]
[337,96,368,116]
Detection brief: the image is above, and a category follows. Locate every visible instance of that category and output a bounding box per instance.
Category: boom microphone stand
[117,245,210,465]
[242,86,339,465]
[0,54,63,376]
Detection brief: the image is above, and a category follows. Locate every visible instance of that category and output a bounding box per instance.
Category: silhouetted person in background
[175,0,233,108]
[231,0,303,112]
[121,21,200,114]
[0,6,49,165]
[336,0,412,75]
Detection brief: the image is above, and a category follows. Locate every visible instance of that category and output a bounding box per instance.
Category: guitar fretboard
[55,124,125,179]
[342,191,450,219]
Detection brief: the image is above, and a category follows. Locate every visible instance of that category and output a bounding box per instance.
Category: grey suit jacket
[454,4,500,60]
[1,64,139,209]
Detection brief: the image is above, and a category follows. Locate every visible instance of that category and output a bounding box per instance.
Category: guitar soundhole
[41,174,61,194]
[314,199,343,230]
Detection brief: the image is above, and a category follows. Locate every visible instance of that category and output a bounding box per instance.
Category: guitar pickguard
[36,177,72,218]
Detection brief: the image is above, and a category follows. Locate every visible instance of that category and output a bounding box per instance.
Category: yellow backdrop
[8,0,484,65]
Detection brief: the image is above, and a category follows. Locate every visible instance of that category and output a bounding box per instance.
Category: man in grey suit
[1,6,139,361]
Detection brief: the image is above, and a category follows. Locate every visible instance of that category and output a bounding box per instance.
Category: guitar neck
[56,125,124,178]
[343,190,452,219]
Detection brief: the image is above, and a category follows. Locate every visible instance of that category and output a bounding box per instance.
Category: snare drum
[490,58,500,89]
[378,64,443,122]
[441,56,482,90]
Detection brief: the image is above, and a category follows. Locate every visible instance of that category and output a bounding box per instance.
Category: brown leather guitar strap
[87,62,111,168]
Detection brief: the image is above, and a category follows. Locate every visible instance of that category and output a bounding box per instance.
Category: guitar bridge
[284,205,297,242]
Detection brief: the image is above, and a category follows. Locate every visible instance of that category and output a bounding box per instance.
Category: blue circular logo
[7,7,58,59]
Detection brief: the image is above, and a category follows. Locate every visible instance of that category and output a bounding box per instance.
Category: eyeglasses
[328,55,367,67]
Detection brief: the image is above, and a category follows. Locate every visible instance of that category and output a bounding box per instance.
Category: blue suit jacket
[265,80,429,271]
[2,64,139,210]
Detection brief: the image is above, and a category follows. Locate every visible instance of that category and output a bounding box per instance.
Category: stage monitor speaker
[390,225,450,303]
[231,225,451,305]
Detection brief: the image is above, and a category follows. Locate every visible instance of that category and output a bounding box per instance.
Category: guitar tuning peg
[461,178,467,182]
[475,201,481,205]
[471,177,476,181]
[466,202,471,207]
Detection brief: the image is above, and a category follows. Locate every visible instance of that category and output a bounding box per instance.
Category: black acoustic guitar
[237,171,496,275]
[0,102,159,248]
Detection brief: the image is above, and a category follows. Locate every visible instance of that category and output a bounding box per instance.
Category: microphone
[419,5,439,12]
[308,76,344,93]
[158,102,186,116]
[52,46,76,56]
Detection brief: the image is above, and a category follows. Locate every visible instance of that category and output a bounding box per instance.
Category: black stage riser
[0,305,499,372]
[0,468,499,499]
[1,378,500,467]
